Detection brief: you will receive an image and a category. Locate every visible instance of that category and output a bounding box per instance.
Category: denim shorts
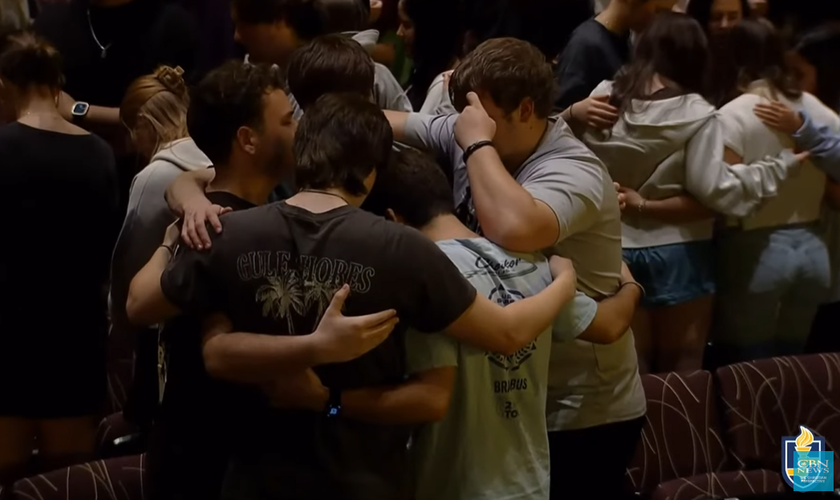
[623,240,716,308]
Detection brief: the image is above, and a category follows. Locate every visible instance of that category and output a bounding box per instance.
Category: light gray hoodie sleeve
[374,63,413,112]
[685,114,798,218]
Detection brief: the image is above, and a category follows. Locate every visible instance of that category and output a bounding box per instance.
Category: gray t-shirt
[406,238,597,500]
[403,114,645,431]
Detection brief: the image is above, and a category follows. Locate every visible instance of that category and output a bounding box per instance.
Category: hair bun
[154,65,187,99]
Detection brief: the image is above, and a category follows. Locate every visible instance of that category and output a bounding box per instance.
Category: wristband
[160,244,175,254]
[462,140,494,164]
[638,199,647,213]
[325,388,342,418]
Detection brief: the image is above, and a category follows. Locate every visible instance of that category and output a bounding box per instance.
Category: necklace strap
[300,189,350,204]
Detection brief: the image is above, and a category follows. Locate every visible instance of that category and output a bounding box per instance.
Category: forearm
[342,382,448,425]
[497,269,577,353]
[583,283,641,343]
[793,114,840,183]
[203,332,325,383]
[126,247,179,326]
[87,105,121,127]
[636,195,715,223]
[467,146,555,250]
[165,169,215,216]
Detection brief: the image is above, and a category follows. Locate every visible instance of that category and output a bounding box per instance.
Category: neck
[286,187,364,213]
[14,88,60,119]
[420,214,478,242]
[208,165,277,206]
[500,119,548,172]
[597,2,631,34]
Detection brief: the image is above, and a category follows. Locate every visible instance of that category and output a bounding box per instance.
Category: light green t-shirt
[407,238,597,500]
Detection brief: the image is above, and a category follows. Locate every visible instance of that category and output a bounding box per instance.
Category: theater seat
[625,371,730,495]
[12,454,145,500]
[96,412,144,459]
[715,353,840,488]
[650,469,785,500]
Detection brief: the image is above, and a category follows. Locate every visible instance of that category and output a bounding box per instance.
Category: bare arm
[445,256,577,356]
[579,282,642,345]
[621,190,716,223]
[465,146,561,252]
[201,288,399,383]
[339,368,456,424]
[126,224,181,326]
[165,169,216,217]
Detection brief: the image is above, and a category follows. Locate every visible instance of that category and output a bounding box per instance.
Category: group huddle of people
[1,0,839,499]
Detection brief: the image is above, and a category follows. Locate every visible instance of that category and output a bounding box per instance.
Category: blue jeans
[713,223,831,363]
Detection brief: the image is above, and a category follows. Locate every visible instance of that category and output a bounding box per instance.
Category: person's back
[409,238,553,500]
[0,29,117,482]
[1,122,116,332]
[721,83,838,230]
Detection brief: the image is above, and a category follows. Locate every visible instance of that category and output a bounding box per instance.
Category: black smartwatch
[325,388,342,418]
[70,101,90,124]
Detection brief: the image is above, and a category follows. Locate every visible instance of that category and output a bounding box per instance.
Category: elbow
[126,286,152,327]
[483,219,547,254]
[497,330,524,357]
[201,338,227,380]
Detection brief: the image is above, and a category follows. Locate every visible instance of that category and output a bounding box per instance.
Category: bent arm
[635,195,716,223]
[466,146,562,252]
[126,246,180,326]
[792,113,840,183]
[444,266,577,356]
[201,314,331,382]
[165,169,215,217]
[340,368,455,425]
[578,283,642,344]
[685,117,797,218]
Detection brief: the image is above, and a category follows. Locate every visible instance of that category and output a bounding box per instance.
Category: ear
[518,98,535,123]
[236,125,258,155]
[385,208,404,223]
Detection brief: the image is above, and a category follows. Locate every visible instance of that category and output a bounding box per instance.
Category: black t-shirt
[554,18,631,111]
[0,122,117,350]
[33,0,198,107]
[160,201,477,500]
[146,191,257,500]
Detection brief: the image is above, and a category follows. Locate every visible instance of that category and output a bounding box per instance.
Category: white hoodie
[109,138,211,335]
[582,80,800,249]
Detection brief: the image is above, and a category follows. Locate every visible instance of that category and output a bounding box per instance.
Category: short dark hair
[363,147,455,228]
[794,24,840,112]
[232,0,366,39]
[0,29,63,90]
[187,61,286,166]
[294,93,393,197]
[288,35,374,111]
[450,37,557,118]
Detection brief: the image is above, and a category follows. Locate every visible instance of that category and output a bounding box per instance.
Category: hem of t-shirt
[545,406,647,432]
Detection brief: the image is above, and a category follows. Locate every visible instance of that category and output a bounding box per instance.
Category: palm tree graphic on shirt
[256,269,339,333]
[256,271,306,334]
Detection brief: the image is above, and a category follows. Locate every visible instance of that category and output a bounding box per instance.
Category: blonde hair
[120,65,190,156]
[0,0,30,31]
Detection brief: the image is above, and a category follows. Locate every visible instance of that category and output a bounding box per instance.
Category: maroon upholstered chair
[649,469,785,500]
[625,371,785,499]
[13,454,145,500]
[96,412,143,459]
[626,371,728,493]
[715,353,840,488]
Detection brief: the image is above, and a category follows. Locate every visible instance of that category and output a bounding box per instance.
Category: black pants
[807,301,840,354]
[548,416,645,500]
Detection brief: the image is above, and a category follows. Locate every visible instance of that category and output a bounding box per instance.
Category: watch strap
[325,387,342,418]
